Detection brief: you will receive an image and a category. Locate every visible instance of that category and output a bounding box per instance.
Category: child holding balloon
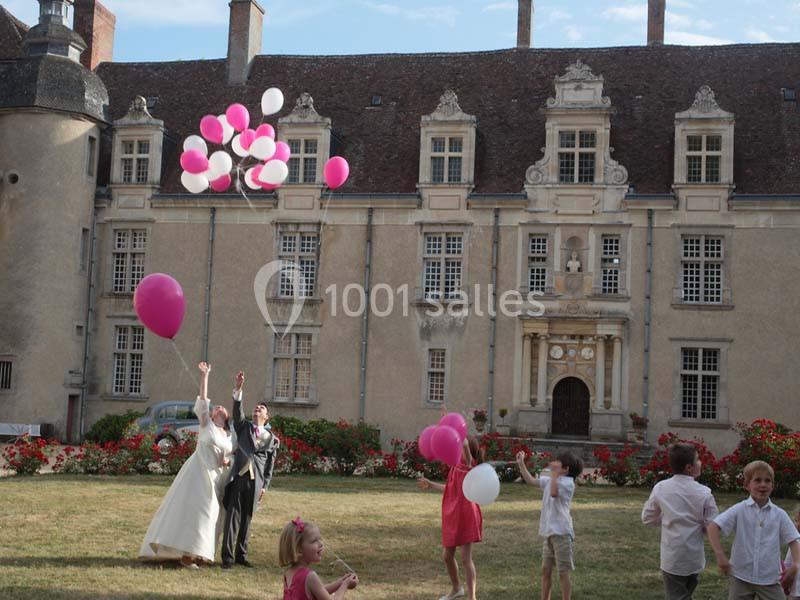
[418,426,483,600]
[516,451,583,600]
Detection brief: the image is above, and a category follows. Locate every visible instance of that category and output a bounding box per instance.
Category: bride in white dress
[139,362,234,567]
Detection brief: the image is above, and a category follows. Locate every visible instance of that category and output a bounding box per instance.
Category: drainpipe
[78,204,98,442]
[486,209,499,431]
[642,209,654,432]
[202,207,216,362]
[358,208,373,421]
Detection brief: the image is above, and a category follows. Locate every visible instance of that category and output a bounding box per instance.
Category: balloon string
[328,548,355,574]
[170,339,198,388]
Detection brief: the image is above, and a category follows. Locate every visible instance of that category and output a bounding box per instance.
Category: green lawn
[0,475,764,599]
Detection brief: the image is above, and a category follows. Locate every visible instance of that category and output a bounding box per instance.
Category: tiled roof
[0,4,29,60]
[93,43,800,195]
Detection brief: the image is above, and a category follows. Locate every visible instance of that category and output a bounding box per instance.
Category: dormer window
[431,136,463,183]
[287,138,319,184]
[121,140,150,184]
[686,135,721,183]
[558,130,596,184]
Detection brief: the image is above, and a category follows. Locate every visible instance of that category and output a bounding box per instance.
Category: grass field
[0,474,769,599]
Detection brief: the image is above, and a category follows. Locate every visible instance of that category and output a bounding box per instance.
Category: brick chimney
[227,0,264,86]
[647,0,665,45]
[73,0,115,70]
[517,0,533,48]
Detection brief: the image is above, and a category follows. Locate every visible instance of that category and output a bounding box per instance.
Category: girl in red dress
[418,436,483,600]
[278,517,359,600]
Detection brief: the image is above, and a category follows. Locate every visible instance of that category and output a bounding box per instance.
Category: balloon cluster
[418,412,500,506]
[180,87,350,194]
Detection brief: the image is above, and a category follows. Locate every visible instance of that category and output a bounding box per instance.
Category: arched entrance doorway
[551,377,590,437]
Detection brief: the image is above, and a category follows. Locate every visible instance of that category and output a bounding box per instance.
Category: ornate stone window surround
[420,344,452,408]
[589,224,631,298]
[110,97,164,188]
[264,326,319,407]
[277,92,332,190]
[671,225,734,309]
[668,337,731,428]
[415,223,471,304]
[418,91,476,208]
[517,225,556,297]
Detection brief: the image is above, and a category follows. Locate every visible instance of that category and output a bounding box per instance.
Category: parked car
[133,401,199,451]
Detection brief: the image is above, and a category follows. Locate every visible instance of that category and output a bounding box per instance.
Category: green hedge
[85,410,144,445]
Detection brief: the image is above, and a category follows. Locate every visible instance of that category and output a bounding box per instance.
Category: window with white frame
[120,139,150,184]
[558,130,596,184]
[112,229,147,294]
[426,349,446,404]
[278,230,318,298]
[686,135,721,184]
[273,333,312,402]
[287,139,318,184]
[0,360,12,390]
[113,325,144,395]
[681,235,723,303]
[423,233,463,300]
[528,235,548,293]
[680,347,719,420]
[430,136,463,183]
[601,235,621,294]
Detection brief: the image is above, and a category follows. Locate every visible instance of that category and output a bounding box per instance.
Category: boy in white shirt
[642,443,719,600]
[516,451,583,600]
[707,460,800,600]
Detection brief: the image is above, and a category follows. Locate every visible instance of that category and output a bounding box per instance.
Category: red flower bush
[639,433,728,489]
[1,435,59,475]
[593,443,642,486]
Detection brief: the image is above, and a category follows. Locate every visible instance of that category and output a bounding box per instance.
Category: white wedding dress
[139,396,234,563]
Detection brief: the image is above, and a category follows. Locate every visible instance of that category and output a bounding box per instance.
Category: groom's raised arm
[231,371,245,425]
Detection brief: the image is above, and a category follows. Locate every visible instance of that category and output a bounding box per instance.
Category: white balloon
[207,151,233,180]
[261,87,284,116]
[249,136,276,161]
[181,171,208,194]
[244,167,261,190]
[218,114,235,145]
[183,135,208,156]
[462,463,500,506]
[259,159,288,184]
[231,134,249,158]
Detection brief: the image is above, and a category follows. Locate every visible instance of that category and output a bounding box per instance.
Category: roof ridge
[0,4,30,40]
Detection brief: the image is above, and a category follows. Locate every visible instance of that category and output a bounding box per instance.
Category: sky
[4,0,800,62]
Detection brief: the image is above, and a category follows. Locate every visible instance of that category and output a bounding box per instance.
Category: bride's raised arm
[195,362,211,427]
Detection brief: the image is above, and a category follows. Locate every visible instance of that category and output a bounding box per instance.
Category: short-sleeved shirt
[539,475,576,539]
[713,497,800,585]
[641,474,719,576]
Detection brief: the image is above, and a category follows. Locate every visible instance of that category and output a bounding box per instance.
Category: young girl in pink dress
[279,517,359,600]
[418,436,483,600]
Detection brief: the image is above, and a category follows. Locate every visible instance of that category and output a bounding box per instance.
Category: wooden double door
[551,377,590,437]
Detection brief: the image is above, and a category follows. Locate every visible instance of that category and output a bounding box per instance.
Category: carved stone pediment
[547,61,610,109]
[422,89,476,123]
[279,92,331,125]
[114,96,163,127]
[675,86,734,120]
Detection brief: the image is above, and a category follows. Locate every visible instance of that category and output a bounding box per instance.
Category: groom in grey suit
[221,371,279,568]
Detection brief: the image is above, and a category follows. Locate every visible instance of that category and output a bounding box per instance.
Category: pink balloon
[419,426,437,461]
[272,141,291,163]
[225,103,250,132]
[210,173,232,192]
[324,156,349,190]
[199,115,223,144]
[439,413,468,442]
[431,425,463,467]
[133,273,186,340]
[255,123,275,139]
[260,180,280,190]
[180,149,209,175]
[240,128,257,151]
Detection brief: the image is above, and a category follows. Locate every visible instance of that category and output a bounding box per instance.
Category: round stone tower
[0,0,109,441]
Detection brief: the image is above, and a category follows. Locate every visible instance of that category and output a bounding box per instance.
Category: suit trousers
[222,475,255,564]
